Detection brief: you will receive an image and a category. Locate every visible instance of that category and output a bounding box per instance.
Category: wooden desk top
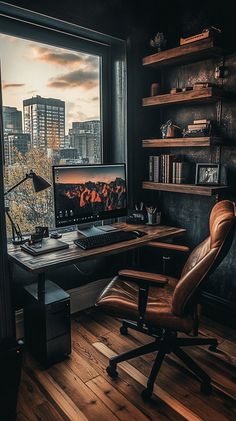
[8,224,185,274]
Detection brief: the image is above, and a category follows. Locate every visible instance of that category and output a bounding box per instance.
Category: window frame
[0,1,127,165]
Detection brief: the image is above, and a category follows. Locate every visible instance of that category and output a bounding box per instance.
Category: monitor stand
[77,222,119,237]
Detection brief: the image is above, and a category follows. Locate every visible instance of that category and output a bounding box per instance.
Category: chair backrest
[172,200,236,316]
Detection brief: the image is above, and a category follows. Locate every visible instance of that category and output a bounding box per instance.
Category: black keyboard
[74,230,140,250]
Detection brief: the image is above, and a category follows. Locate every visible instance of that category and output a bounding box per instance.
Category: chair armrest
[146,241,190,252]
[118,269,178,286]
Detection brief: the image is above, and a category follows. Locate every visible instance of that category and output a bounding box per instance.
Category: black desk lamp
[4,170,51,245]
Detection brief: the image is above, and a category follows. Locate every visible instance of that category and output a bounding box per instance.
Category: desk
[8,223,185,280]
[8,223,185,365]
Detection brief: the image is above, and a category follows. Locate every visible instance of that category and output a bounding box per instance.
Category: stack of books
[184,119,211,137]
[193,82,214,90]
[149,155,192,184]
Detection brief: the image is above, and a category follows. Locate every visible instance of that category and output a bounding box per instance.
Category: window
[0,3,126,237]
[1,33,102,234]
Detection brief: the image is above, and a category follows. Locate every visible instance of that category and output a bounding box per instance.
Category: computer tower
[24,280,71,367]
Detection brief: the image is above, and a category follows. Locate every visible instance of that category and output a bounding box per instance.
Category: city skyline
[0,33,100,132]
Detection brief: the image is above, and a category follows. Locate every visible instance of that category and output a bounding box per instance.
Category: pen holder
[147,211,161,225]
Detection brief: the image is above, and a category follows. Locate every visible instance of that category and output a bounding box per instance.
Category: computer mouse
[132,230,147,237]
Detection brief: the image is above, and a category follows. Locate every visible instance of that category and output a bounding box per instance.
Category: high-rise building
[68,120,101,163]
[5,133,30,165]
[2,106,26,166]
[23,95,65,150]
[3,106,22,133]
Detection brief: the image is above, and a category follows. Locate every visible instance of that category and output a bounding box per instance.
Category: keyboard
[74,230,141,250]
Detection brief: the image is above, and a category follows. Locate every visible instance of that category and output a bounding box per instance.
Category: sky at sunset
[0,33,100,133]
[54,165,126,184]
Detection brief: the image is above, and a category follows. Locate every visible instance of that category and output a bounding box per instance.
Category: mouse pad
[21,238,69,255]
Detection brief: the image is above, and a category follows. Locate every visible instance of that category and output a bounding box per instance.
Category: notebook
[21,238,69,256]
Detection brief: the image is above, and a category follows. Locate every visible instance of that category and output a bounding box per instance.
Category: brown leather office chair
[96,200,236,399]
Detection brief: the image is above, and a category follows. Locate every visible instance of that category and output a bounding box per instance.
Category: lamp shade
[31,171,51,192]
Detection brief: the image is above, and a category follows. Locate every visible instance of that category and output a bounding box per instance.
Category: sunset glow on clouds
[56,165,125,185]
[0,34,100,132]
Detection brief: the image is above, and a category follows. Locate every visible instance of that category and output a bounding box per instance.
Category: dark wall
[128,0,236,324]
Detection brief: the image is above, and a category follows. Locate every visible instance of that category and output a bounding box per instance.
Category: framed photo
[195,163,220,185]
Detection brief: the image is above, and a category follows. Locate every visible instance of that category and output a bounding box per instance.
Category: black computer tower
[24,280,71,367]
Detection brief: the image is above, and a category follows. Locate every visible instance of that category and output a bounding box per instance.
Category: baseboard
[202,291,236,328]
[15,278,110,340]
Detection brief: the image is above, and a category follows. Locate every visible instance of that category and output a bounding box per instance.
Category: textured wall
[132,1,236,322]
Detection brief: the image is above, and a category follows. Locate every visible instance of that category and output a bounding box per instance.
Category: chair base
[107,320,218,399]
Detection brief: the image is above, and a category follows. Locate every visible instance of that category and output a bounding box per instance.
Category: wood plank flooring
[17,309,236,421]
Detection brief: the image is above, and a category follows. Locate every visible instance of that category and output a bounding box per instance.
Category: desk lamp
[4,170,51,245]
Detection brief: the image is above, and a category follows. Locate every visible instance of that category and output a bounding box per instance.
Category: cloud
[31,45,99,68]
[48,69,99,90]
[3,83,25,89]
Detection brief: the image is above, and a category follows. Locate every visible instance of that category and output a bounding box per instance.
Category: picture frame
[195,163,220,185]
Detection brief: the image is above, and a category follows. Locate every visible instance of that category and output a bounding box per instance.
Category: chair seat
[97,275,193,333]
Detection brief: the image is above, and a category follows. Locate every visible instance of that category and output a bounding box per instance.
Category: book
[160,155,165,183]
[172,162,191,184]
[149,156,154,181]
[180,31,210,45]
[193,119,210,124]
[187,123,209,130]
[165,154,175,183]
[153,155,160,182]
[21,238,69,255]
[193,82,214,89]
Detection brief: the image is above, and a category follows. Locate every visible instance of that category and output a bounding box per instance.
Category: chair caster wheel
[106,365,118,378]
[141,388,152,401]
[120,325,128,335]
[201,382,212,395]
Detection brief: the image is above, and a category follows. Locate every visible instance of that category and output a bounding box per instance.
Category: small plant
[150,32,167,51]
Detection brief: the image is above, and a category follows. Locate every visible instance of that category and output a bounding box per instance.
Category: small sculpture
[160,120,181,138]
[150,32,167,52]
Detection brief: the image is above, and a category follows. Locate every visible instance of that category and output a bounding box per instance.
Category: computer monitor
[52,163,127,236]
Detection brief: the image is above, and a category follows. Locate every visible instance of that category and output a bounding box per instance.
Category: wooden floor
[17,308,236,421]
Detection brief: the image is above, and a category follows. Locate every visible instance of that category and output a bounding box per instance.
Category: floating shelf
[142,137,223,148]
[142,87,224,108]
[142,38,224,68]
[142,181,229,196]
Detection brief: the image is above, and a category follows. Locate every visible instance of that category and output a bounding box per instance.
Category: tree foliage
[5,148,54,236]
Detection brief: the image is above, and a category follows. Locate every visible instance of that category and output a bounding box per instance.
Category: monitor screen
[53,164,127,228]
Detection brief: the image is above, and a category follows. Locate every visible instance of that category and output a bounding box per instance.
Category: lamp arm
[4,175,29,196]
[5,208,23,241]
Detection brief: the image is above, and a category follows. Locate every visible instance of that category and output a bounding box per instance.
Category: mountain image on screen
[55,177,126,215]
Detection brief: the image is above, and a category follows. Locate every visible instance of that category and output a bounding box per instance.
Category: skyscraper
[23,95,65,150]
[3,106,22,133]
[69,120,101,163]
[5,133,30,165]
[2,106,30,166]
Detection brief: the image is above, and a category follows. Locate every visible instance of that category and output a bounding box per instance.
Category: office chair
[96,200,236,399]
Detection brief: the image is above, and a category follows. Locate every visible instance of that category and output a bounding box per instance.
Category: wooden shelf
[142,38,223,68]
[142,181,229,196]
[142,137,223,148]
[143,87,224,108]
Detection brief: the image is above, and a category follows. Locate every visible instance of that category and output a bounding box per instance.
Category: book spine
[188,124,209,130]
[172,162,176,183]
[193,119,210,124]
[153,156,160,183]
[160,155,165,183]
[149,156,154,181]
